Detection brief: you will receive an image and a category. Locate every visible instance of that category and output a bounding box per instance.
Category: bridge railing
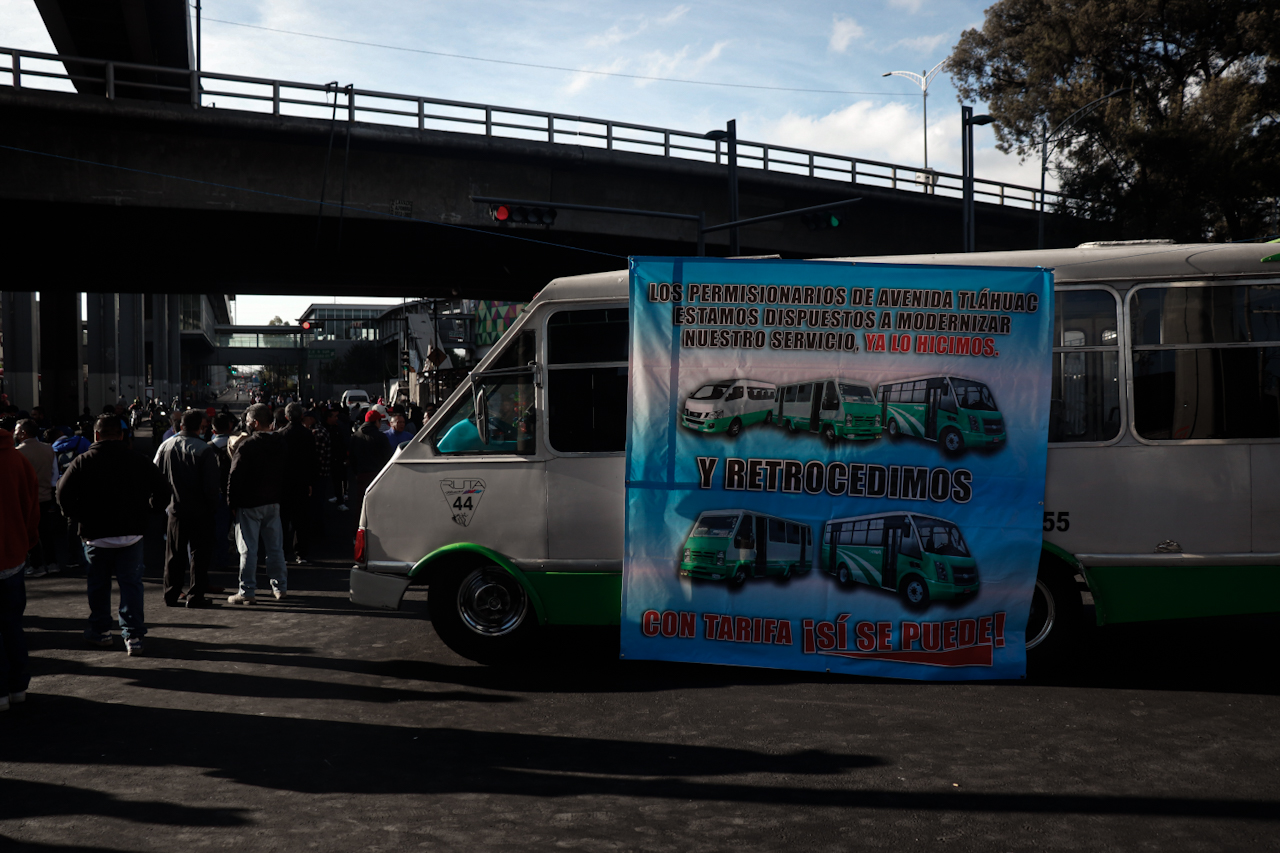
[1,45,1093,217]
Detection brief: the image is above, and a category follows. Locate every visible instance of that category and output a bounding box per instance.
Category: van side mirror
[735,535,755,550]
[472,380,489,445]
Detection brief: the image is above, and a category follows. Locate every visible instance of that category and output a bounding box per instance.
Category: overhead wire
[200,16,902,97]
[0,143,627,260]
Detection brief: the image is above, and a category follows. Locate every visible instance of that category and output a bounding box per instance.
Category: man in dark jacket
[277,402,317,565]
[153,409,222,608]
[226,403,288,604]
[348,410,393,513]
[56,415,170,655]
[0,422,39,710]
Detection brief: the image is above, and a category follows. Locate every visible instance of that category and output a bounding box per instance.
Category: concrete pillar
[85,293,119,413]
[1,291,40,411]
[168,295,182,404]
[117,294,145,404]
[37,289,83,425]
[151,293,169,402]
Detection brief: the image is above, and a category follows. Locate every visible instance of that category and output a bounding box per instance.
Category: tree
[947,0,1280,241]
[267,316,285,326]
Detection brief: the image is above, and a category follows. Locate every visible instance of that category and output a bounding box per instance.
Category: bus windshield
[839,383,875,403]
[691,514,740,537]
[690,383,732,401]
[913,518,971,557]
[950,380,997,412]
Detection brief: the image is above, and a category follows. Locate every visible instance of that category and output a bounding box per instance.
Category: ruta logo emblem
[440,479,485,527]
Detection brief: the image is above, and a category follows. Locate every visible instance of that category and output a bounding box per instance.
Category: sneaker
[86,632,113,647]
[292,556,305,566]
[24,565,46,578]
[272,588,287,601]
[9,691,26,704]
[185,596,213,609]
[327,497,338,503]
[227,592,256,605]
[337,504,349,512]
[124,637,144,656]
[44,564,61,575]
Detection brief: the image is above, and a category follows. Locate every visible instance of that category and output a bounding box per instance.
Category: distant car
[341,390,371,408]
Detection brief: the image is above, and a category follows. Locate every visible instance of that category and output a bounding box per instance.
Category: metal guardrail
[1,45,1093,216]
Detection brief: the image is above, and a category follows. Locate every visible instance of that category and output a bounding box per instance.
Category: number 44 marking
[453,496,474,511]
[1043,511,1070,532]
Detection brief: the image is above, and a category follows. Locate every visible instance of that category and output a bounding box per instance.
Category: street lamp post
[882,60,945,171]
[961,106,994,252]
[705,121,739,256]
[1038,88,1130,248]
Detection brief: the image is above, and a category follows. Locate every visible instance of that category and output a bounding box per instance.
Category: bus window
[1132,284,1280,440]
[737,515,755,541]
[951,379,997,411]
[748,387,775,401]
[822,382,840,410]
[887,386,901,403]
[429,372,537,455]
[726,385,744,401]
[900,522,923,558]
[547,308,629,453]
[769,518,787,543]
[914,518,971,557]
[939,381,958,414]
[692,514,739,537]
[1051,290,1121,443]
[796,384,812,403]
[911,381,928,403]
[866,518,884,547]
[840,384,874,403]
[784,386,797,403]
[850,520,867,545]
[786,523,801,545]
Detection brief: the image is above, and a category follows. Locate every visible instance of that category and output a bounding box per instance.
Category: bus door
[808,383,822,432]
[882,516,910,589]
[924,380,943,440]
[755,515,769,574]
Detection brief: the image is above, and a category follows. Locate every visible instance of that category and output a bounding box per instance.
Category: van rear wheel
[941,426,965,456]
[886,418,901,441]
[837,564,852,586]
[428,562,537,665]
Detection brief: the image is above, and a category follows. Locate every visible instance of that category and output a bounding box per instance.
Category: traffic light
[489,204,557,226]
[229,366,238,375]
[801,209,845,231]
[401,349,412,371]
[301,320,325,332]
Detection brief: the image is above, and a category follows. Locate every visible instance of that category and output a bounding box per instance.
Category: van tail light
[354,528,367,564]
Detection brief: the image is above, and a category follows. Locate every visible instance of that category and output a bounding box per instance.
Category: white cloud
[889,0,924,13]
[656,5,690,26]
[587,5,691,48]
[828,15,864,53]
[891,33,950,54]
[565,57,630,94]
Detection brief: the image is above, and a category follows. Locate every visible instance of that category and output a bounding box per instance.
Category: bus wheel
[900,576,930,610]
[731,565,747,585]
[428,562,536,665]
[775,563,793,583]
[837,564,853,586]
[787,418,797,433]
[886,418,901,441]
[1026,555,1083,662]
[764,411,773,425]
[941,427,965,456]
[823,424,837,443]
[727,418,743,437]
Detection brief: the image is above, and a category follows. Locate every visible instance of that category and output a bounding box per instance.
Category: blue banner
[622,257,1054,680]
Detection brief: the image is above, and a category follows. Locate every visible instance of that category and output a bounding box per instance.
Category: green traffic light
[829,214,841,227]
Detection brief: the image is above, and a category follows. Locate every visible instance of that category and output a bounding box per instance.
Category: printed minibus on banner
[821,512,978,608]
[776,378,881,442]
[878,375,1006,454]
[679,509,813,583]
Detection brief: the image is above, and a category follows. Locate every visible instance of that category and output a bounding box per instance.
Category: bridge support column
[2,291,40,412]
[37,289,83,425]
[85,293,118,413]
[117,294,145,403]
[150,294,169,403]
[168,296,182,405]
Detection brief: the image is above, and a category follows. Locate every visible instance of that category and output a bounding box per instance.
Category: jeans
[84,541,146,641]
[234,504,287,597]
[212,499,232,572]
[0,569,30,695]
[164,513,213,604]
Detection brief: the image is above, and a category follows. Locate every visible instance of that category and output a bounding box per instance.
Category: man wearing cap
[347,409,392,512]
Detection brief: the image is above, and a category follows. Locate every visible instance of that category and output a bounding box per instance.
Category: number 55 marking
[1043,511,1070,532]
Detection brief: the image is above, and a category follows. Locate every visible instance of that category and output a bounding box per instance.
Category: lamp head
[704,130,730,141]
[967,114,995,126]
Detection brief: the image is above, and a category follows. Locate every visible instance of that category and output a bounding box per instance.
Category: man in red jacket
[0,420,40,711]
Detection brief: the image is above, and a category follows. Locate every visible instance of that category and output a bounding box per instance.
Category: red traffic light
[492,204,511,222]
[302,321,313,330]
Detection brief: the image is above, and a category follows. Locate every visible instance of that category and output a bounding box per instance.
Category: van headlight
[683,548,691,563]
[710,410,724,419]
[845,414,852,426]
[716,551,725,566]
[874,414,881,427]
[934,562,948,581]
[969,415,980,431]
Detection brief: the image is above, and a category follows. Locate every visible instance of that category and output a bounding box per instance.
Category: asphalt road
[3,424,1278,852]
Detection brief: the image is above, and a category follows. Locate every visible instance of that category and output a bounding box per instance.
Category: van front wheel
[727,418,743,437]
[823,424,838,443]
[941,426,965,456]
[428,562,536,665]
[886,418,901,441]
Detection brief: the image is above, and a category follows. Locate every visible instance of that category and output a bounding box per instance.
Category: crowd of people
[0,392,433,710]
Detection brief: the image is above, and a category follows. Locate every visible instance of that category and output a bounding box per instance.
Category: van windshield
[691,514,740,537]
[690,383,732,401]
[913,518,971,557]
[839,384,874,403]
[950,380,997,412]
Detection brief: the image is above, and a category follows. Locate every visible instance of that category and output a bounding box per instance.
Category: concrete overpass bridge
[0,39,1111,421]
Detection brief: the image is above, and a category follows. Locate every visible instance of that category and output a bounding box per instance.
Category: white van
[349,244,1280,666]
[680,509,811,583]
[341,389,370,408]
[681,379,777,436]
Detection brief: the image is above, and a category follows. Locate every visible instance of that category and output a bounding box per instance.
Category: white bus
[349,243,1280,665]
[679,509,812,584]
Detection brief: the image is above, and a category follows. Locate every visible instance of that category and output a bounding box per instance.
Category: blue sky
[3,1,1042,323]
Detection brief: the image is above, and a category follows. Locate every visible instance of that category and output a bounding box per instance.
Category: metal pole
[727,120,739,256]
[196,0,202,74]
[697,212,705,257]
[1038,130,1048,249]
[961,106,971,252]
[922,71,928,170]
